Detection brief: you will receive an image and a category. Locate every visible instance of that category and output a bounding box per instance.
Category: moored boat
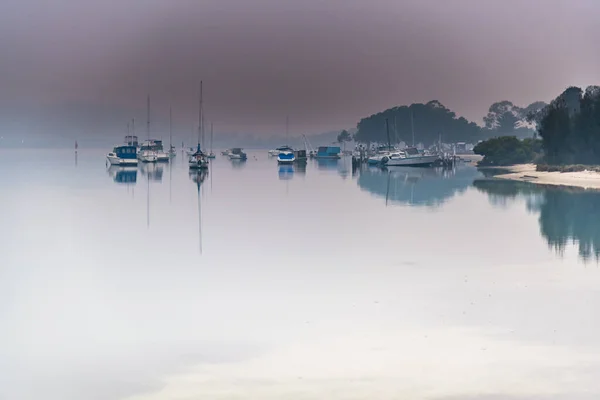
[315,146,341,159]
[277,146,295,164]
[384,147,440,167]
[229,148,247,160]
[107,145,138,166]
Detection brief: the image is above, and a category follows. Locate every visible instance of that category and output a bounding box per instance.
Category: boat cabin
[140,139,164,152]
[113,145,138,159]
[294,149,307,160]
[316,146,341,159]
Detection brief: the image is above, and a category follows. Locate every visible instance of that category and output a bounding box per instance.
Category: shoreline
[481,163,600,189]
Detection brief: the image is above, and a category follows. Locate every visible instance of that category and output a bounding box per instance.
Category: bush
[474,136,542,166]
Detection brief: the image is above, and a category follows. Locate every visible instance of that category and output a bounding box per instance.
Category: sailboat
[385,111,439,167]
[206,122,216,159]
[277,116,295,164]
[138,96,158,163]
[189,81,209,170]
[168,107,176,158]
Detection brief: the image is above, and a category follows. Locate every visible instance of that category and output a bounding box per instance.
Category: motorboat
[140,139,169,162]
[269,146,293,157]
[138,149,158,163]
[107,145,138,166]
[228,148,247,160]
[277,146,295,164]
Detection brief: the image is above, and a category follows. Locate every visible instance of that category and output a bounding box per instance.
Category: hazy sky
[1,0,599,135]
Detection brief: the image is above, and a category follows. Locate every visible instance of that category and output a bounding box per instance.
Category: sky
[0,0,599,136]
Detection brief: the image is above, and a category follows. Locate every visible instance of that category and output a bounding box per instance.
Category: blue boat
[277,146,295,164]
[315,146,341,159]
[107,145,138,166]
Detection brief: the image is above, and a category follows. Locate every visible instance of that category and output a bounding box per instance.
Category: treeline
[354,100,482,145]
[534,86,600,165]
[353,99,545,146]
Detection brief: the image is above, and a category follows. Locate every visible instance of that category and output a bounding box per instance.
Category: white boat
[139,140,168,161]
[138,149,158,163]
[383,147,440,167]
[268,148,280,156]
[107,145,139,166]
[367,148,392,165]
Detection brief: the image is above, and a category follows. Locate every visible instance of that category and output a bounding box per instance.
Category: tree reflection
[473,179,600,261]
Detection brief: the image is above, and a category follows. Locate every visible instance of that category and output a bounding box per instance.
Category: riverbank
[484,163,600,189]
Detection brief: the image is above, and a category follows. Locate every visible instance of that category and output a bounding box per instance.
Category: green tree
[337,129,352,152]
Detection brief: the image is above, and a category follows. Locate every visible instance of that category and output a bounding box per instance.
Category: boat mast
[410,109,415,147]
[169,106,172,149]
[147,95,150,140]
[385,118,391,150]
[210,122,213,153]
[285,116,289,145]
[198,81,203,148]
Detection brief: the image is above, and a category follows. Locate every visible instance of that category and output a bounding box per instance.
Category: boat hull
[156,152,170,162]
[277,159,295,164]
[107,155,138,166]
[385,155,439,167]
[277,150,295,164]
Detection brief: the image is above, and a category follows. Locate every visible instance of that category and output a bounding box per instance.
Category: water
[1,149,600,400]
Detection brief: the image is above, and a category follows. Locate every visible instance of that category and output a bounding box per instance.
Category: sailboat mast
[169,106,172,149]
[385,118,391,150]
[147,95,150,140]
[198,81,203,147]
[210,122,213,153]
[410,109,415,147]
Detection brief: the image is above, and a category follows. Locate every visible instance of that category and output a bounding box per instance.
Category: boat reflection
[278,164,294,180]
[315,158,339,171]
[107,166,137,184]
[190,169,209,254]
[357,165,479,207]
[231,159,247,169]
[139,162,164,182]
[473,179,600,261]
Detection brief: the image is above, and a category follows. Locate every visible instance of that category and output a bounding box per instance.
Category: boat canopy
[114,145,138,159]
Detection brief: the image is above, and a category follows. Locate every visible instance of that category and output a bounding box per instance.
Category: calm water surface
[1,149,600,400]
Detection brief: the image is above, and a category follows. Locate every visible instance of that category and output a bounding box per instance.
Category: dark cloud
[0,0,599,136]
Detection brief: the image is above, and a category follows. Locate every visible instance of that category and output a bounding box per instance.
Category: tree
[337,129,352,152]
[354,101,481,145]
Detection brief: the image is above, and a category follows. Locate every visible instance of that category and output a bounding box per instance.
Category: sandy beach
[490,163,600,189]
